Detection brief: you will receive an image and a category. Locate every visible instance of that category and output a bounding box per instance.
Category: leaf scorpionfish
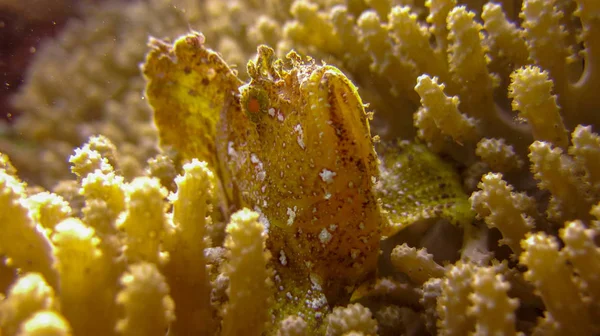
[143,31,384,326]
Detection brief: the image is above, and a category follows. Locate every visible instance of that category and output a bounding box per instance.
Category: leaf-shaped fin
[377,142,475,237]
[142,32,243,168]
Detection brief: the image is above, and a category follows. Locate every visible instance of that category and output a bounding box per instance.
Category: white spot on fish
[294,124,306,149]
[319,228,332,244]
[279,250,287,266]
[319,169,336,184]
[227,141,237,158]
[287,206,297,226]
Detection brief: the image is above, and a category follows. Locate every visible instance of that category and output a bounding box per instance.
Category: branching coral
[163,160,216,335]
[390,244,445,285]
[0,141,275,335]
[326,303,378,336]
[2,0,600,335]
[520,232,595,334]
[221,209,273,336]
[115,262,175,336]
[0,170,57,289]
[470,172,535,254]
[468,266,519,336]
[0,273,58,336]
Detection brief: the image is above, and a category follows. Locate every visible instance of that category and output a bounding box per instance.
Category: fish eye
[241,85,269,122]
[247,97,261,114]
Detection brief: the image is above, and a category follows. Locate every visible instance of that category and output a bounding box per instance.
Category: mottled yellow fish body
[221,47,382,300]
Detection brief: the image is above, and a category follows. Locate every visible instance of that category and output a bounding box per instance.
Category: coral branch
[426,0,457,53]
[509,66,569,149]
[25,192,72,233]
[470,172,535,254]
[116,177,169,265]
[0,170,57,289]
[569,125,600,196]
[284,0,342,55]
[388,6,449,82]
[414,74,478,145]
[447,6,495,119]
[520,0,570,98]
[421,277,442,335]
[520,232,594,334]
[277,315,307,336]
[475,138,523,172]
[481,3,529,74]
[390,244,445,285]
[560,220,600,303]
[51,218,113,336]
[115,262,175,336]
[164,159,216,335]
[326,303,378,336]
[221,209,273,336]
[529,141,593,221]
[80,170,126,235]
[0,273,57,336]
[468,267,519,336]
[437,262,476,335]
[573,0,600,92]
[68,147,113,181]
[357,10,419,99]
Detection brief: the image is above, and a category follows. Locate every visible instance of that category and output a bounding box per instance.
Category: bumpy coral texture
[1,0,600,335]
